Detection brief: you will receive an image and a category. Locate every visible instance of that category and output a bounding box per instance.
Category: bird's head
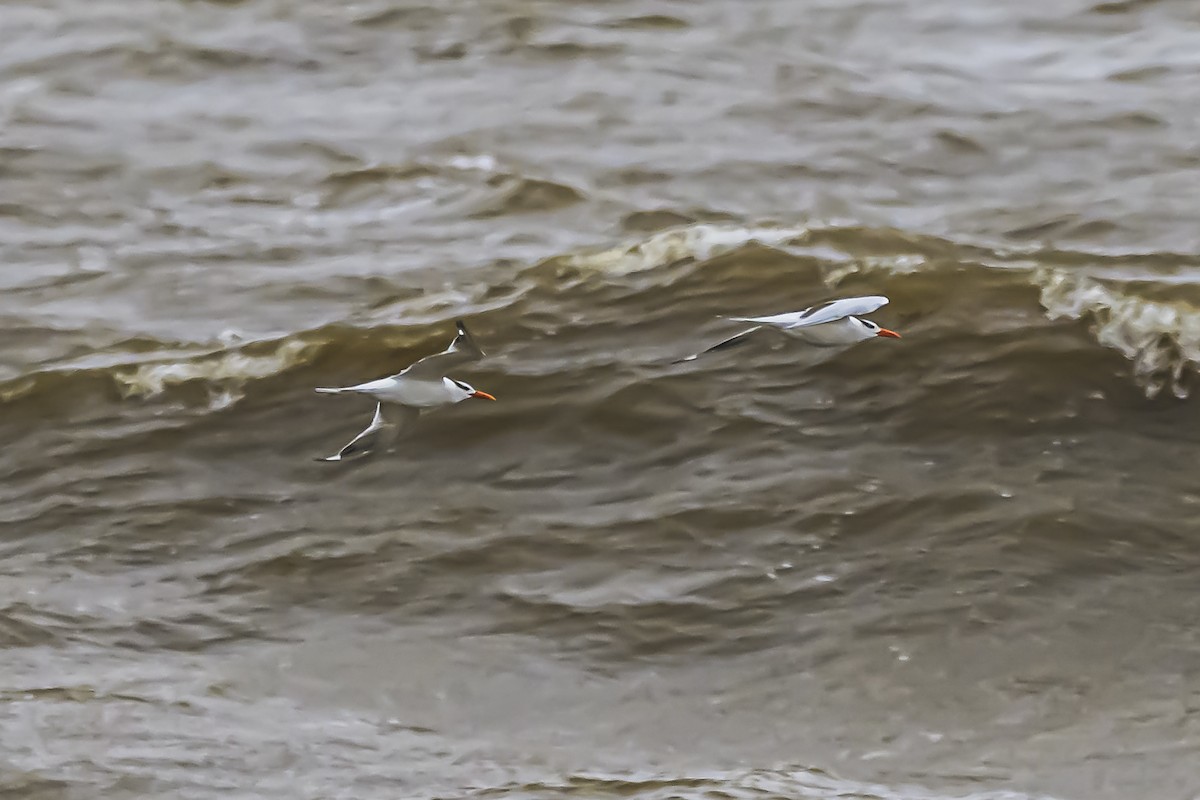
[444,377,496,403]
[855,317,901,341]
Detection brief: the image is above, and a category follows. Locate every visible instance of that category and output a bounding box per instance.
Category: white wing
[316,320,487,394]
[317,403,418,462]
[729,295,889,329]
[399,319,486,380]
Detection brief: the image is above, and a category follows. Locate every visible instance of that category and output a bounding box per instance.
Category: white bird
[675,295,900,363]
[315,319,495,461]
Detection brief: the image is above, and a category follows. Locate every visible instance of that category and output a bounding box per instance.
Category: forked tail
[314,387,349,395]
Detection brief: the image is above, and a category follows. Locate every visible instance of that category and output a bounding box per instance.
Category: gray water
[3,1,1200,798]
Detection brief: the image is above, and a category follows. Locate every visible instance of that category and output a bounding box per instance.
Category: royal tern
[315,319,495,461]
[675,295,900,363]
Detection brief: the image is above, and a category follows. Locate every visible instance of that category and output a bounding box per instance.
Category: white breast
[784,317,867,346]
[353,376,454,407]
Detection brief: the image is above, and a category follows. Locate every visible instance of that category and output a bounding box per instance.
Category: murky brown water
[3,1,1200,798]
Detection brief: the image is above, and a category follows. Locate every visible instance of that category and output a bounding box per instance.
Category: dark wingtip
[454,318,485,357]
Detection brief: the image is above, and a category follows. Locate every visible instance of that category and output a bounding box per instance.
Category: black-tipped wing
[673,325,764,364]
[400,319,487,380]
[317,403,417,462]
[729,296,889,329]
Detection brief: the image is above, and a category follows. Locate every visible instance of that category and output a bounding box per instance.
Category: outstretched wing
[317,403,418,462]
[730,296,889,329]
[399,319,487,380]
[673,325,765,364]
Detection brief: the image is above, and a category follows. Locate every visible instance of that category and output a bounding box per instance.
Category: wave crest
[7,223,1200,415]
[112,338,319,409]
[556,223,811,276]
[1037,268,1200,398]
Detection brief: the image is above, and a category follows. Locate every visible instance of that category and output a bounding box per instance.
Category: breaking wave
[475,767,1059,800]
[3,223,1200,414]
[1037,268,1200,398]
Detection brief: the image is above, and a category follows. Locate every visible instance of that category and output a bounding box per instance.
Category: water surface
[3,1,1200,798]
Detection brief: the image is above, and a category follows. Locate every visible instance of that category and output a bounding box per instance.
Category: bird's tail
[315,387,349,395]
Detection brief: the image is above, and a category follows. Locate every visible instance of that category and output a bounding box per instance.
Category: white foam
[562,223,810,276]
[824,253,928,286]
[445,153,499,172]
[113,338,316,409]
[1037,268,1200,398]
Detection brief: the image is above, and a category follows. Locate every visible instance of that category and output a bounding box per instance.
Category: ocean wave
[560,222,1200,399]
[468,175,587,218]
[552,222,813,276]
[3,223,1199,413]
[1037,268,1200,398]
[0,335,322,411]
[111,337,319,409]
[0,322,487,413]
[474,767,1058,800]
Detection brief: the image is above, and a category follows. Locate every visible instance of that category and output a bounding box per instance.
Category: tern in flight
[675,295,900,363]
[315,319,495,461]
